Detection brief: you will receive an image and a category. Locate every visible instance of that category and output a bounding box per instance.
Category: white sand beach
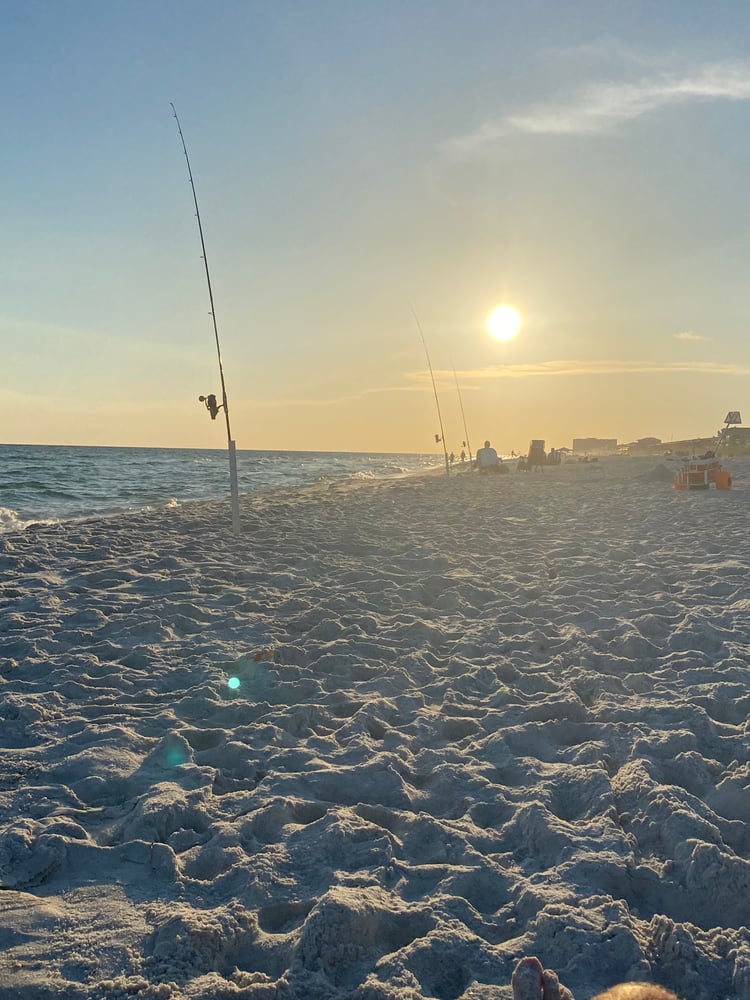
[2,457,750,1000]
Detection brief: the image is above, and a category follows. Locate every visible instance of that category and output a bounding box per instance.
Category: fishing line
[453,365,474,472]
[410,304,450,476]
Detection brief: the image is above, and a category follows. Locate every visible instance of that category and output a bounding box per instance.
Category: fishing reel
[199,393,223,420]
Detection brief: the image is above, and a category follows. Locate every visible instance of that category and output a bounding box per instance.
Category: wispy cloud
[240,360,748,408]
[446,61,750,156]
[673,331,706,341]
[248,384,428,409]
[421,359,750,381]
[1,315,205,367]
[510,64,750,135]
[0,388,191,412]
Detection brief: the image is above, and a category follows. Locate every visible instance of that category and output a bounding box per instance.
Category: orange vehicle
[674,459,732,490]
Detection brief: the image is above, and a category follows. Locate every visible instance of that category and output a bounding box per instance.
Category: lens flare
[227,676,241,690]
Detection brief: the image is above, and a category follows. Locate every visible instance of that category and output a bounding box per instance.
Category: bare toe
[512,957,545,1000]
[542,968,575,1000]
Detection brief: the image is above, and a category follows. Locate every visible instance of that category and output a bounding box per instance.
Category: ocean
[0,444,440,533]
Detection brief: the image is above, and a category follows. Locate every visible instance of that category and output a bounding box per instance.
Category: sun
[487,304,521,342]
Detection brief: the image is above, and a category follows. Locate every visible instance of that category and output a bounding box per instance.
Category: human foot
[511,957,576,1000]
[512,957,545,1000]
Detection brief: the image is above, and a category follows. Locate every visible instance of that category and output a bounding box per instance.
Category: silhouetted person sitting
[476,440,500,474]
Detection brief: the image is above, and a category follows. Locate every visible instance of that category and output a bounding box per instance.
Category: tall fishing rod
[171,103,240,535]
[410,304,450,476]
[453,365,474,472]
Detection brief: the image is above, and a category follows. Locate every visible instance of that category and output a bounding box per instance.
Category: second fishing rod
[410,306,475,475]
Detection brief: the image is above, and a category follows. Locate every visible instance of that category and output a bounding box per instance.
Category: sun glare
[487,305,522,342]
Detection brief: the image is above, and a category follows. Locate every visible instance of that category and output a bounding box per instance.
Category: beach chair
[527,439,546,471]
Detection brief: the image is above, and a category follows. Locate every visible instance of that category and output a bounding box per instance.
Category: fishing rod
[171,103,240,535]
[453,365,474,472]
[410,304,450,476]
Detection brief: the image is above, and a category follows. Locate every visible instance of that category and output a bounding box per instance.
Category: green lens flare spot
[165,747,187,767]
[227,676,241,690]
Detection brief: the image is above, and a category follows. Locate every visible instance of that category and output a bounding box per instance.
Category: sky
[3,0,750,455]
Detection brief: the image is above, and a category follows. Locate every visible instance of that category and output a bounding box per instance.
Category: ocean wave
[1,480,80,500]
[0,506,29,533]
[0,506,59,534]
[0,446,439,525]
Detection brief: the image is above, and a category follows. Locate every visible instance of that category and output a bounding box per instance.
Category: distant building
[572,437,618,455]
[622,436,663,455]
[664,437,716,456]
[714,412,750,456]
[716,426,750,456]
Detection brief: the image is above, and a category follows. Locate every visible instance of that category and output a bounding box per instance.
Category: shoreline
[0,446,441,536]
[2,451,740,538]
